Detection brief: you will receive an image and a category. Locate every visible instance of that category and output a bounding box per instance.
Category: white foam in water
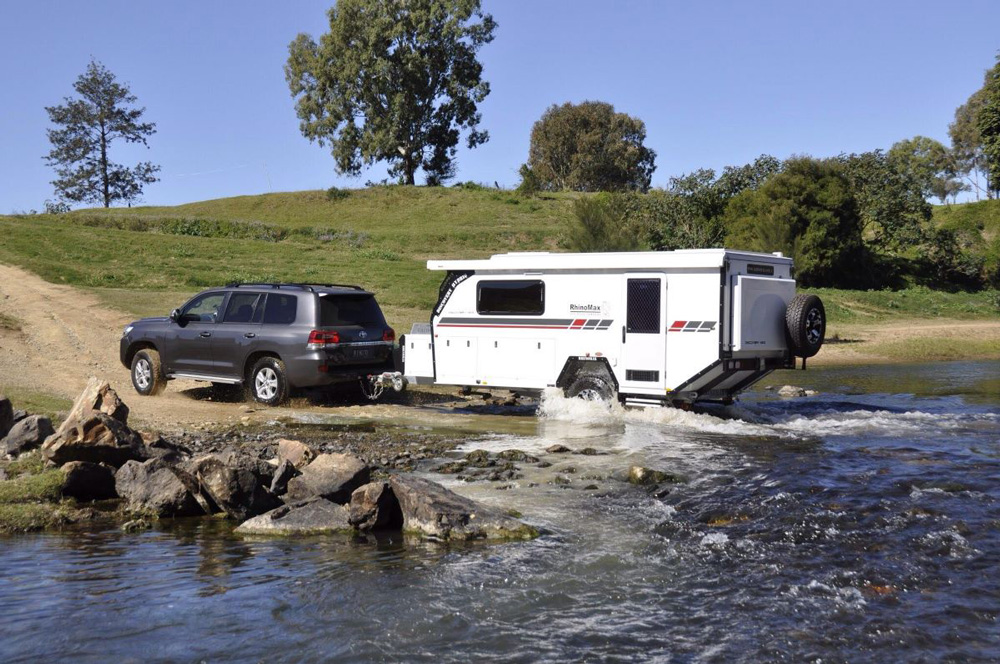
[539,389,997,440]
[538,389,774,436]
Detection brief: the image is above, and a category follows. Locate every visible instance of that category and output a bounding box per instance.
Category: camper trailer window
[477,280,545,315]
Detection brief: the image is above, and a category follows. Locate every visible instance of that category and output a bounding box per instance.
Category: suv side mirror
[170,308,182,324]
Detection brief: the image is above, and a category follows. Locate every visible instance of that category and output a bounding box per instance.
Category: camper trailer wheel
[785,294,826,358]
[566,374,615,402]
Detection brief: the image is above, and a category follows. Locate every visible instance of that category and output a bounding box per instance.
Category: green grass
[0,387,72,422]
[0,468,66,503]
[868,337,1000,362]
[811,286,1000,325]
[933,198,1000,279]
[1,188,998,334]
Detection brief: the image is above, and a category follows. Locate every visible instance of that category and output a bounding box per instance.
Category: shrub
[565,196,643,252]
[326,186,351,201]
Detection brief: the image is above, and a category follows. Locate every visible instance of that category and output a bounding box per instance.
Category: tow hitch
[360,371,408,401]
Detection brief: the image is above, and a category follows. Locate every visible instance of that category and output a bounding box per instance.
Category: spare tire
[785,294,825,358]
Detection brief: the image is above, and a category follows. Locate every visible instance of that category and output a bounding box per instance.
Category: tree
[723,157,867,287]
[526,101,656,192]
[565,196,643,252]
[285,0,496,186]
[836,150,930,254]
[949,89,990,199]
[888,136,966,204]
[44,60,159,208]
[979,54,1000,196]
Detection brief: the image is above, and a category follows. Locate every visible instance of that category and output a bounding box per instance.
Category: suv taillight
[307,329,340,348]
[383,328,395,342]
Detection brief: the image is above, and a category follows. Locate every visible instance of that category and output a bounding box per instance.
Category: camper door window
[477,280,545,315]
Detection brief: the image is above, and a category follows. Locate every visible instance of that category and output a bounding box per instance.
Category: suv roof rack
[224,282,366,292]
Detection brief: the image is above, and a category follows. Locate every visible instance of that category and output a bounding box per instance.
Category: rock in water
[349,481,402,531]
[285,453,370,503]
[115,459,205,517]
[41,412,146,468]
[388,475,537,541]
[777,385,807,398]
[627,466,684,486]
[546,444,571,454]
[235,498,352,535]
[3,415,54,457]
[189,454,280,521]
[0,396,13,440]
[61,461,117,501]
[276,438,316,468]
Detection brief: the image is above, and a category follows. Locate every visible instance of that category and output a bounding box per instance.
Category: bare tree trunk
[100,120,110,207]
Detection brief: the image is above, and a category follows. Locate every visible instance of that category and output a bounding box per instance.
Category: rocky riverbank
[0,378,537,541]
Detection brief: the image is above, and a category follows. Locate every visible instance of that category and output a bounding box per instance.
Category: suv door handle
[244,333,256,339]
[200,331,212,338]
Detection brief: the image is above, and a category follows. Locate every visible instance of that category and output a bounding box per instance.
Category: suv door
[212,291,265,379]
[164,291,227,375]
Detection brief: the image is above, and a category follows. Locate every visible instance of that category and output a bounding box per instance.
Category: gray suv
[119,283,396,405]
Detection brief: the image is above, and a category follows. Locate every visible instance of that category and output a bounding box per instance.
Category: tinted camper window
[477,280,544,315]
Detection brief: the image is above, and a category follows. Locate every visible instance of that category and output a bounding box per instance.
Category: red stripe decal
[670,320,686,330]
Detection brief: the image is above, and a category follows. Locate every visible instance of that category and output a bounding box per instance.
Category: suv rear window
[260,293,298,325]
[319,294,386,326]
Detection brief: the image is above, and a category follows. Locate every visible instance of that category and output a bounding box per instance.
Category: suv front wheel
[131,349,166,396]
[247,356,289,406]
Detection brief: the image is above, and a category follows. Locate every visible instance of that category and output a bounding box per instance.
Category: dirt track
[1,262,998,428]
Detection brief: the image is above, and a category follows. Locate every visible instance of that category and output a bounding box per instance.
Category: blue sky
[1,0,998,211]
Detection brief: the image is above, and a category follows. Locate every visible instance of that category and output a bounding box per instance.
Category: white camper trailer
[401,249,825,407]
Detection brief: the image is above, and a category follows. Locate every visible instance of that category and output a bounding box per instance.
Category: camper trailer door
[620,275,667,391]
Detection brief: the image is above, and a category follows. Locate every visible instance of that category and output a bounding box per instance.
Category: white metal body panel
[620,274,667,392]
[402,332,434,382]
[663,269,725,389]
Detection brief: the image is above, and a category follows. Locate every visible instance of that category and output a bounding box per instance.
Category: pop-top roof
[427,249,790,272]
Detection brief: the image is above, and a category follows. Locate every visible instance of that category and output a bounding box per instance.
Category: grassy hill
[0,187,997,334]
[933,198,1000,279]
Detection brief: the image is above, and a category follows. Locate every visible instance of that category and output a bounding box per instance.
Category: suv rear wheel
[131,349,165,396]
[247,357,289,406]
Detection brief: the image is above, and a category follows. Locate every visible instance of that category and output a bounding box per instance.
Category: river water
[2,361,999,662]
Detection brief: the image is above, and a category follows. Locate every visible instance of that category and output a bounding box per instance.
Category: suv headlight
[123,325,134,337]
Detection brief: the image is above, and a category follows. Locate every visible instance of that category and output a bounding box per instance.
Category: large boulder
[67,377,130,424]
[388,475,537,541]
[188,454,280,521]
[348,481,402,531]
[3,415,54,457]
[41,379,145,468]
[276,438,316,468]
[41,411,146,468]
[61,461,117,501]
[0,396,13,440]
[115,458,205,517]
[235,498,352,535]
[285,453,370,503]
[141,433,192,463]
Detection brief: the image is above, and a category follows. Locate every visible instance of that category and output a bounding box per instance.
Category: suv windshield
[319,294,385,326]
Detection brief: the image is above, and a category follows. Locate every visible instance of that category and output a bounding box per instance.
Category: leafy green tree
[44,60,159,208]
[285,0,496,186]
[723,157,867,287]
[979,54,1000,196]
[950,88,990,199]
[526,101,656,192]
[638,155,780,250]
[565,196,643,252]
[836,150,930,254]
[888,136,966,204]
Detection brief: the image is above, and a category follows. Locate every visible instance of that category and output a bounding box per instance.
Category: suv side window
[222,293,262,323]
[181,292,226,323]
[261,293,298,325]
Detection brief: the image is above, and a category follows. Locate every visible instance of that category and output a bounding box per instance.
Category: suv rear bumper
[284,343,395,387]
